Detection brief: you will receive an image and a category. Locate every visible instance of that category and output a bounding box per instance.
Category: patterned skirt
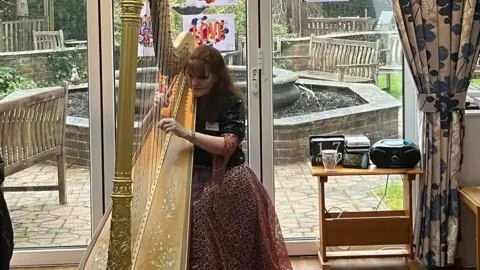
[189,164,292,270]
[0,189,14,269]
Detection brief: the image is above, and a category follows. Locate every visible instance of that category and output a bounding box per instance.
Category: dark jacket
[0,155,13,269]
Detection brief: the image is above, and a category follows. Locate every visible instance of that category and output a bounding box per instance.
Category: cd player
[370,139,421,169]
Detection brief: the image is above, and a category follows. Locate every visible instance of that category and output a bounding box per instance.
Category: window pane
[268,1,405,240]
[1,0,92,249]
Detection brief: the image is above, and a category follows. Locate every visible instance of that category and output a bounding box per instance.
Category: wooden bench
[378,34,403,90]
[306,17,376,36]
[0,18,48,52]
[33,30,65,50]
[0,85,69,204]
[294,35,381,83]
[459,186,480,268]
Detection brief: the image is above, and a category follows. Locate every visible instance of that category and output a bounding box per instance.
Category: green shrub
[0,68,37,99]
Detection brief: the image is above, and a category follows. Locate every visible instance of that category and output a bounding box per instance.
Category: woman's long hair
[185,45,242,121]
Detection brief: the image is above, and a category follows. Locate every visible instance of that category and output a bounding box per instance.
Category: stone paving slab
[3,162,401,247]
[274,163,403,239]
[4,164,91,248]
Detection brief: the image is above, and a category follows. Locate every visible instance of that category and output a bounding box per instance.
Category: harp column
[107,0,142,269]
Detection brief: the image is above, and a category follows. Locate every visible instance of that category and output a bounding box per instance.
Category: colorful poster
[186,0,237,6]
[182,14,235,52]
[138,1,155,57]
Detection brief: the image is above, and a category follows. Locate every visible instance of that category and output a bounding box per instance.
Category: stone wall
[63,81,401,167]
[65,124,90,167]
[63,118,90,167]
[270,108,399,165]
[64,107,398,167]
[64,111,399,167]
[63,117,149,167]
[0,47,88,82]
[238,108,399,165]
[242,81,401,165]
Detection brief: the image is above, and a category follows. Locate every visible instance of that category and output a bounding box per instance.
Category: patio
[3,162,401,247]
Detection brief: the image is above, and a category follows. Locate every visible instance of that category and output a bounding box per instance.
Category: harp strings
[130,0,169,253]
[129,0,179,261]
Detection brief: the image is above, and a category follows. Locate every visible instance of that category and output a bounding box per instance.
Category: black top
[193,96,246,167]
[0,155,14,268]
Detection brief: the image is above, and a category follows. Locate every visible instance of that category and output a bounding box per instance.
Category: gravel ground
[273,85,366,119]
[68,86,366,120]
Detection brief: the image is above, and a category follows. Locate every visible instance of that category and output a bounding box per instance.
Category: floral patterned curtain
[392,0,480,267]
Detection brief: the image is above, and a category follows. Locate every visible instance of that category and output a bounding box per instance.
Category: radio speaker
[370,139,421,169]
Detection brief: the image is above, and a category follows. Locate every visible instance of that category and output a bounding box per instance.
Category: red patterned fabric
[211,134,238,185]
[190,164,292,270]
[189,94,291,269]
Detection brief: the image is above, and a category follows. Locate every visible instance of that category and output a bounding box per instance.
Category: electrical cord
[317,206,350,251]
[375,175,390,211]
[374,175,408,253]
[316,176,400,253]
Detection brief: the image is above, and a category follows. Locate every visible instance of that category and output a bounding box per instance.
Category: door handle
[251,68,259,94]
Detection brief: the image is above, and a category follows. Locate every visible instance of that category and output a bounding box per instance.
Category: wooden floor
[10,257,425,269]
[291,256,413,269]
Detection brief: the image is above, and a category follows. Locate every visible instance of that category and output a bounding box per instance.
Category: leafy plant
[46,48,82,83]
[277,59,296,71]
[272,23,292,38]
[0,68,37,99]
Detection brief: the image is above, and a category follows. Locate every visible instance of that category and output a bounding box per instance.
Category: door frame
[255,1,418,255]
[245,0,263,179]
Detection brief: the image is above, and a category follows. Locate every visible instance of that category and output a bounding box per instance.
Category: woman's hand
[154,91,170,109]
[158,118,190,139]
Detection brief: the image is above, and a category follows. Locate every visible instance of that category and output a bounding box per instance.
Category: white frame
[246,0,262,177]
[259,0,275,198]
[403,58,420,225]
[10,0,115,266]
[98,0,116,211]
[256,2,419,254]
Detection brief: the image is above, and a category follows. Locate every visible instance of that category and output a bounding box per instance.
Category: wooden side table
[309,164,423,270]
[459,186,480,269]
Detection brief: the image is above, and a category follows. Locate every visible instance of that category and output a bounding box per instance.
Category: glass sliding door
[259,0,407,254]
[164,0,258,165]
[5,0,113,265]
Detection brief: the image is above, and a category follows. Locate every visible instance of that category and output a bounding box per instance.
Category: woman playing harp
[156,45,292,269]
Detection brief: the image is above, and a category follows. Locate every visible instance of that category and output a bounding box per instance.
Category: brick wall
[65,124,90,167]
[64,107,399,167]
[271,108,399,165]
[63,121,148,167]
[239,108,399,165]
[0,47,88,82]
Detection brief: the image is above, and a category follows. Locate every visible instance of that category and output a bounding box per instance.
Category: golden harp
[79,0,195,268]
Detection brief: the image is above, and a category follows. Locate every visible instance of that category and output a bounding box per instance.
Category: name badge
[205,121,219,131]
